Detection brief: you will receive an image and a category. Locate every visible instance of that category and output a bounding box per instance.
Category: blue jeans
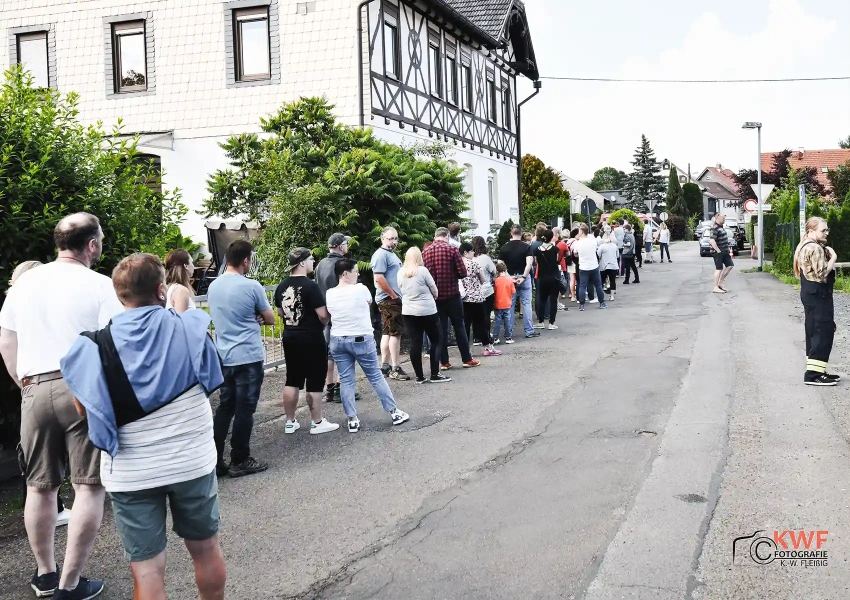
[578,268,606,306]
[330,335,397,418]
[492,308,513,340]
[213,361,264,465]
[509,276,534,336]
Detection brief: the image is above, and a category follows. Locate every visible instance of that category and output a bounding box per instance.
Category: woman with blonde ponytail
[794,217,839,386]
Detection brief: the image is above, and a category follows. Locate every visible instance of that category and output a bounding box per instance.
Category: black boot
[323,382,341,403]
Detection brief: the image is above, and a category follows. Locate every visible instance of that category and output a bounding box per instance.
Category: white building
[2,0,539,244]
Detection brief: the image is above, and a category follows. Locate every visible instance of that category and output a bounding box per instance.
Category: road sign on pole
[744,199,757,213]
[799,184,806,241]
[659,212,669,222]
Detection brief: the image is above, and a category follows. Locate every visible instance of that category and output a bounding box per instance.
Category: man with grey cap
[315,233,350,403]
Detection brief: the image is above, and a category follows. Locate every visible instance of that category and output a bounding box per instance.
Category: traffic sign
[744,199,757,213]
[659,212,668,222]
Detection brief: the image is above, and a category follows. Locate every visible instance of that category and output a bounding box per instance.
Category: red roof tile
[761,149,850,193]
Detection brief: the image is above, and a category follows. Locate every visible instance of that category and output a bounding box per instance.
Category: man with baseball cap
[315,233,350,403]
[274,248,340,435]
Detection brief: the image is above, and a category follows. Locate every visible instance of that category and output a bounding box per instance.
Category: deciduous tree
[587,166,627,191]
[521,154,567,207]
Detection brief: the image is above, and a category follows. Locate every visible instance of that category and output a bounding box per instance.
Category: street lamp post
[516,80,542,226]
[742,122,763,271]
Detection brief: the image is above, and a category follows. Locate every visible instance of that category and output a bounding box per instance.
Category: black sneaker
[31,571,59,598]
[380,364,391,376]
[215,461,230,477]
[525,332,541,338]
[824,373,841,381]
[228,457,269,478]
[805,375,838,387]
[389,366,411,381]
[53,577,103,600]
[430,374,452,383]
[415,377,429,384]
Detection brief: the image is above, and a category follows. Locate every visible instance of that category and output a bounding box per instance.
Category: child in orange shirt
[492,261,517,344]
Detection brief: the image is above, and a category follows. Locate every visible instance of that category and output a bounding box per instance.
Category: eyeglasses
[820,229,830,234]
[385,236,399,241]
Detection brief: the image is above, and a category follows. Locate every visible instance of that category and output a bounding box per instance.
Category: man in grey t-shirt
[370,227,408,380]
[208,240,276,478]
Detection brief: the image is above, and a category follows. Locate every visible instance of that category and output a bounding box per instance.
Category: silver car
[699,228,739,257]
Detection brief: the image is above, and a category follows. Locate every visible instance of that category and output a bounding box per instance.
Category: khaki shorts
[378,297,404,336]
[18,378,101,489]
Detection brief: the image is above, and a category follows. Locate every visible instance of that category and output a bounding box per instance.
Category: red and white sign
[744,199,758,213]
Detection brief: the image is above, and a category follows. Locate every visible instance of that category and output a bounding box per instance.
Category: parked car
[699,229,740,257]
[694,220,712,240]
[732,225,746,251]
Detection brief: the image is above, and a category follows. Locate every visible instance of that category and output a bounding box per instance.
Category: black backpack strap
[81,323,144,428]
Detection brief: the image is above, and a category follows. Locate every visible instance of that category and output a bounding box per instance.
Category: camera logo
[732,530,829,567]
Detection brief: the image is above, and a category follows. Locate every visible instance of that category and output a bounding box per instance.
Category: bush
[204,97,467,284]
[608,208,644,233]
[746,220,755,245]
[522,196,572,228]
[666,215,687,240]
[763,213,779,252]
[773,223,798,275]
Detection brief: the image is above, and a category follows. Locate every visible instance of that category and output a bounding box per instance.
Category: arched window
[487,169,498,222]
[462,163,474,220]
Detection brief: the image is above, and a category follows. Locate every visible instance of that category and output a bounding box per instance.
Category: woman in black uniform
[793,217,839,386]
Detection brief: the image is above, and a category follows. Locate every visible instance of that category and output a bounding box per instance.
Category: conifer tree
[623,135,665,213]
[666,166,688,218]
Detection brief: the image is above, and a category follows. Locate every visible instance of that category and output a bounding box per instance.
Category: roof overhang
[422,0,539,80]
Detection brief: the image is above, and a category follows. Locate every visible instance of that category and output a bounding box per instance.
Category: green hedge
[773,223,798,274]
[608,208,644,233]
[763,213,779,252]
[666,215,687,240]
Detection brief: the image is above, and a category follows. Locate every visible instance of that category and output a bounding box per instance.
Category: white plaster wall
[373,125,519,238]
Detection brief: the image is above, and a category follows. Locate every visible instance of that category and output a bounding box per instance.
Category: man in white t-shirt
[573,224,607,311]
[0,213,122,600]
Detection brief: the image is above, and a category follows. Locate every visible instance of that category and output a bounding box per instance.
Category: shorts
[18,377,101,489]
[283,336,327,392]
[378,297,404,336]
[566,265,576,275]
[713,250,734,270]
[109,470,219,562]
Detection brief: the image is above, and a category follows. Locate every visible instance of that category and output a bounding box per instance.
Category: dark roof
[700,181,738,200]
[425,0,538,79]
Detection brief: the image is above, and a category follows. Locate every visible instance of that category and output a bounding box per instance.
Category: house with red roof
[761,149,850,197]
[696,164,743,223]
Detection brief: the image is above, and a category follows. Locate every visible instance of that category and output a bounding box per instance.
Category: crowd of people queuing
[0,211,669,599]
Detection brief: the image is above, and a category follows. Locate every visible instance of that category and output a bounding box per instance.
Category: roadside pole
[799,184,807,242]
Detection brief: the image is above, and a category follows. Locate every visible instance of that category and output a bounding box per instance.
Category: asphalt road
[2,242,850,599]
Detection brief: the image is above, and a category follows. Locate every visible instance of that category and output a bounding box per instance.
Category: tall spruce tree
[624,135,665,213]
[665,166,687,218]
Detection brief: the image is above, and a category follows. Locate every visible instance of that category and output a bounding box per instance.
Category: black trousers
[536,278,561,324]
[436,295,473,364]
[464,301,492,346]
[405,313,442,379]
[602,269,617,292]
[660,243,671,261]
[803,302,835,379]
[618,249,625,276]
[623,256,640,283]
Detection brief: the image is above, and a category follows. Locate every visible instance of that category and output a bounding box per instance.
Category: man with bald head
[371,226,409,380]
[0,212,121,599]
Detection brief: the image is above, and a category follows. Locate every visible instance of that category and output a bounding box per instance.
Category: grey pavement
[2,242,850,599]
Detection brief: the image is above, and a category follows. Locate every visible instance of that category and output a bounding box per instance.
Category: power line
[538,75,850,83]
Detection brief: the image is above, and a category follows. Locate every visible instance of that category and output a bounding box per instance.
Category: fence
[773,222,799,274]
[194,285,285,370]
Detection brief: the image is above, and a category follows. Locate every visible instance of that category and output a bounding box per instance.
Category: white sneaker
[310,419,340,434]
[284,420,301,434]
[391,409,410,426]
[547,324,558,330]
[56,508,71,528]
[348,417,360,433]
[589,297,599,304]
[472,341,482,346]
[505,338,515,344]
[493,339,502,345]
[533,323,545,329]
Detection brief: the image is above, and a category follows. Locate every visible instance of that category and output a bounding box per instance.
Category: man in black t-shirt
[274,248,340,436]
[497,224,539,339]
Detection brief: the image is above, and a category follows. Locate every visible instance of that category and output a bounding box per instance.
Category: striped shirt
[100,385,216,492]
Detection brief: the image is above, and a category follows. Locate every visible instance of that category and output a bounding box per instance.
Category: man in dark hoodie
[314,233,350,403]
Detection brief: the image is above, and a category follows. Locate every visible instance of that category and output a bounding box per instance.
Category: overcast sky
[516,0,850,183]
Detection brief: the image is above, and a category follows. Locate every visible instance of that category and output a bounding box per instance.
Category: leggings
[602,269,617,292]
[404,313,442,379]
[660,243,671,261]
[536,278,561,325]
[464,301,492,346]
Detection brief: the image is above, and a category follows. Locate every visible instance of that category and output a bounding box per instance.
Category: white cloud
[521,0,849,183]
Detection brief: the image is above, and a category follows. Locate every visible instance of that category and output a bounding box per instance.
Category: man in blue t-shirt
[370,227,409,380]
[208,240,276,478]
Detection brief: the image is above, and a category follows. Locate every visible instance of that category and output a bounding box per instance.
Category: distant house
[597,189,628,210]
[560,175,609,216]
[761,149,850,197]
[696,165,742,222]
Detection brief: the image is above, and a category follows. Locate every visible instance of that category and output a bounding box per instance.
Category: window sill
[227,77,279,89]
[108,89,155,99]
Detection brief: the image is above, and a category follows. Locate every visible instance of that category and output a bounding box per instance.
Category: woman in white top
[164,249,196,313]
[597,233,620,298]
[398,247,450,384]
[658,222,672,263]
[472,236,496,346]
[326,258,410,433]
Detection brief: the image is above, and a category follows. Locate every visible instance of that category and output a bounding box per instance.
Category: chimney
[716,163,722,169]
[798,147,805,159]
